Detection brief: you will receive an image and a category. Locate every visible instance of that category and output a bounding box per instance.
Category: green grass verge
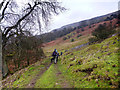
[3,58,51,88]
[3,33,119,88]
[9,65,44,88]
[35,64,61,88]
[58,35,119,88]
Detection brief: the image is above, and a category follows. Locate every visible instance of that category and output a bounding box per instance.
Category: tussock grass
[2,58,50,88]
[43,34,92,56]
[35,64,61,88]
[58,35,119,88]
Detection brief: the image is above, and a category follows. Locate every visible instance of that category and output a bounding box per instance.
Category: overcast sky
[47,0,119,32]
[4,0,120,34]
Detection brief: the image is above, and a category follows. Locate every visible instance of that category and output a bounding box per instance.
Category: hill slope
[58,34,119,88]
[37,10,119,43]
[2,31,119,88]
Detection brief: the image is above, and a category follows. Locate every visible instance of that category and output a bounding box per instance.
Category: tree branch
[0,0,9,22]
[4,2,38,38]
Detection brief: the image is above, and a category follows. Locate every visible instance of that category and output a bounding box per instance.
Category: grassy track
[2,33,119,88]
[35,61,72,88]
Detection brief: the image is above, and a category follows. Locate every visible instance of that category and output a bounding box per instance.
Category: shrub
[92,25,95,27]
[71,39,74,42]
[78,26,81,29]
[105,17,111,21]
[76,30,80,33]
[77,34,82,38]
[116,21,120,24]
[103,23,106,25]
[81,28,84,31]
[89,26,91,28]
[110,21,112,24]
[73,27,77,30]
[73,33,76,35]
[92,24,115,41]
[114,25,117,28]
[88,37,98,44]
[63,37,67,40]
[68,35,71,39]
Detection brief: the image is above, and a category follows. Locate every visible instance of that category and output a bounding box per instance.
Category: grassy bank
[58,35,119,88]
[35,64,61,88]
[2,58,50,88]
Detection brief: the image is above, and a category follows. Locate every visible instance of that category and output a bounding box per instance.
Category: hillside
[1,0,120,89]
[37,10,119,43]
[58,34,119,88]
[1,28,119,88]
[43,17,118,47]
[1,10,120,88]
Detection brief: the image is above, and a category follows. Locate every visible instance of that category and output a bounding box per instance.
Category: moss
[58,35,119,88]
[3,33,119,88]
[35,64,61,88]
[11,65,45,88]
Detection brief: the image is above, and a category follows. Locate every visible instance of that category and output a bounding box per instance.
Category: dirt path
[54,64,72,88]
[26,61,72,88]
[26,63,52,88]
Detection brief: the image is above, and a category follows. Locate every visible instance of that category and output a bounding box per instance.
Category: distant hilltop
[36,10,120,42]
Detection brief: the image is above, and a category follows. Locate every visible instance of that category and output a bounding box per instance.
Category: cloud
[14,0,120,32]
[49,0,119,31]
[59,0,119,3]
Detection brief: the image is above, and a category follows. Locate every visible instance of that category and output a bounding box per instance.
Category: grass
[43,34,92,57]
[57,35,119,88]
[2,58,50,88]
[35,58,72,88]
[2,30,119,88]
[11,65,44,88]
[35,64,61,88]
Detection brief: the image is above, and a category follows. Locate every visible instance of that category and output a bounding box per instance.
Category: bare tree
[1,0,65,48]
[0,0,65,77]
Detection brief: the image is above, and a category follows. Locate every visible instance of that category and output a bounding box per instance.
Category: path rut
[54,64,72,88]
[26,63,52,88]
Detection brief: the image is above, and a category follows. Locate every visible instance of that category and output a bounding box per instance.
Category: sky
[1,0,119,34]
[47,0,120,32]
